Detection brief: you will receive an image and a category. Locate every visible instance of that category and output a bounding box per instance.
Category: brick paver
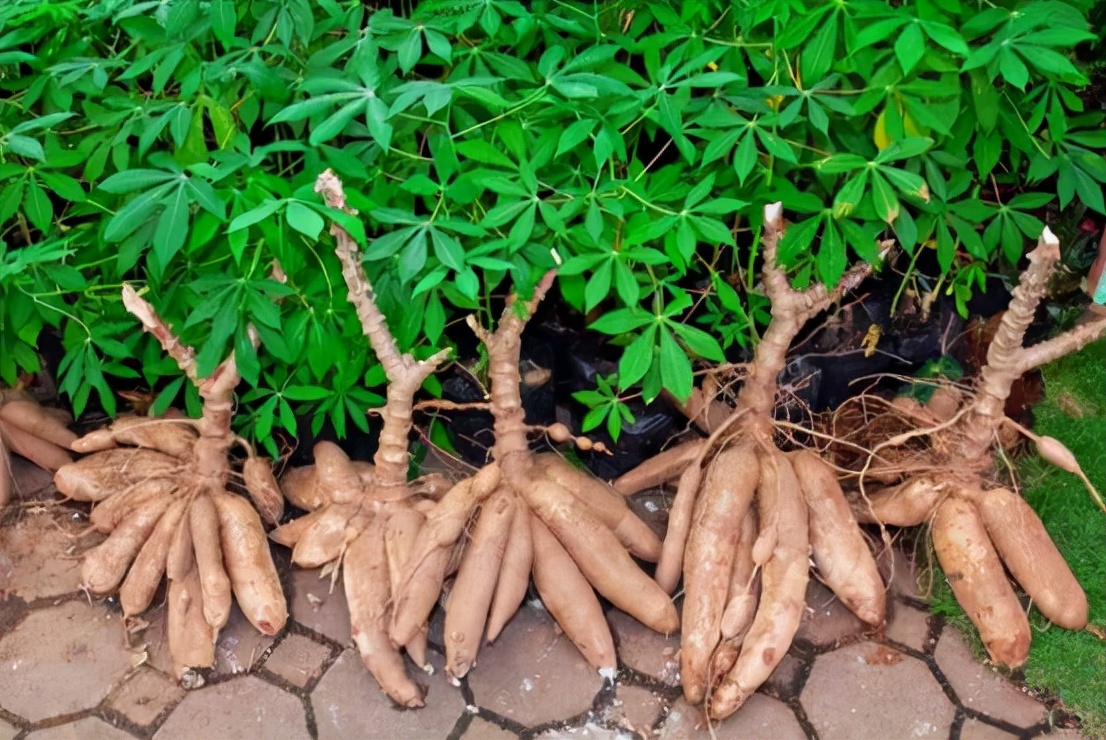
[0,466,1083,739]
[0,600,135,722]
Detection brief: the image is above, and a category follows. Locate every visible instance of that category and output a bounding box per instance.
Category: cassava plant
[0,388,76,508]
[612,203,888,720]
[833,226,1106,668]
[385,275,679,679]
[52,287,286,685]
[267,170,454,707]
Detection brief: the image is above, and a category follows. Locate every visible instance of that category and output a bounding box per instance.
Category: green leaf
[733,132,758,184]
[398,229,428,282]
[669,322,725,362]
[777,215,822,265]
[104,190,163,242]
[556,119,595,157]
[310,100,364,146]
[4,135,45,161]
[618,326,656,389]
[431,229,466,271]
[100,169,178,194]
[801,12,838,83]
[820,154,868,174]
[591,308,654,334]
[920,21,968,55]
[584,260,612,312]
[870,172,900,224]
[211,0,236,45]
[366,226,420,260]
[894,22,926,75]
[613,259,639,305]
[999,49,1029,90]
[879,166,929,200]
[973,132,1002,179]
[153,186,189,266]
[286,201,325,239]
[816,222,846,286]
[875,137,934,163]
[228,199,284,233]
[701,127,741,167]
[24,179,52,233]
[658,327,692,402]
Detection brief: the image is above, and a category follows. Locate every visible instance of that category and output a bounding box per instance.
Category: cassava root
[0,389,77,508]
[615,203,889,720]
[55,288,287,683]
[834,226,1102,668]
[390,266,677,686]
[265,170,453,707]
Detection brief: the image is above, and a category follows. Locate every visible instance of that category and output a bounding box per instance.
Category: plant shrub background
[0,0,1102,453]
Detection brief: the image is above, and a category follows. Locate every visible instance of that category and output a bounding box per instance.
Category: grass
[930,339,1106,736]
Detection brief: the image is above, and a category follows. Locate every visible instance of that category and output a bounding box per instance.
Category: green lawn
[930,340,1106,736]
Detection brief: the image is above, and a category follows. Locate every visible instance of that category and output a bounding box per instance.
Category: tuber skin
[55,289,288,684]
[266,170,453,707]
[0,389,77,508]
[614,203,889,719]
[832,227,1104,667]
[391,265,676,684]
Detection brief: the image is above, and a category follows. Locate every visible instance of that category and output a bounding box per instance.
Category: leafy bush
[0,0,1101,449]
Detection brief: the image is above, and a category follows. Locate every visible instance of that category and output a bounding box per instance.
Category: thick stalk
[478,271,556,461]
[958,230,1078,462]
[315,169,449,486]
[121,285,236,483]
[736,203,879,424]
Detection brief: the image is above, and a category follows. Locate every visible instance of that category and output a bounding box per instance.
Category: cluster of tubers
[837,228,1106,669]
[12,183,1101,726]
[612,204,889,719]
[52,288,286,685]
[0,388,76,508]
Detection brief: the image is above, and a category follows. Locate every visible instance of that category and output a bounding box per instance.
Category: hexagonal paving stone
[802,641,956,738]
[885,601,932,652]
[104,666,185,728]
[0,509,87,601]
[462,717,516,738]
[468,605,603,728]
[0,719,19,740]
[960,717,1020,739]
[934,630,1046,728]
[289,568,351,645]
[612,683,664,736]
[211,605,278,678]
[795,581,868,647]
[8,457,56,500]
[763,653,806,701]
[877,547,924,600]
[153,675,309,739]
[142,602,275,680]
[607,609,679,686]
[658,695,804,739]
[311,648,464,739]
[264,633,331,688]
[538,724,624,738]
[0,600,136,723]
[24,717,134,740]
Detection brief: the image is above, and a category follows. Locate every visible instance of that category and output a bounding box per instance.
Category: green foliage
[0,0,1101,446]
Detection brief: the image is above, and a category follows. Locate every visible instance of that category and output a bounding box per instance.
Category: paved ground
[0,458,1088,739]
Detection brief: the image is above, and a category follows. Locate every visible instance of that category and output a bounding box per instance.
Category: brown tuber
[606,203,889,719]
[0,389,77,508]
[55,288,288,683]
[831,225,1104,667]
